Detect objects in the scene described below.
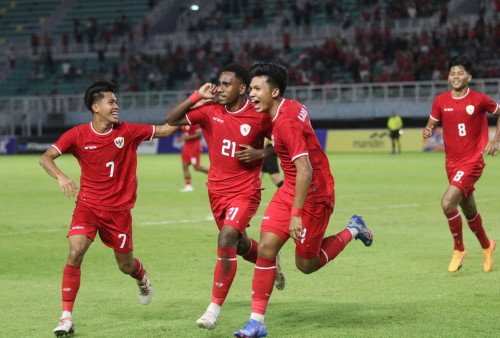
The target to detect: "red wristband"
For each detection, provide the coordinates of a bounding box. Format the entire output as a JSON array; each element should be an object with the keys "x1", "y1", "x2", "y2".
[
  {"x1": 189, "y1": 91, "x2": 202, "y2": 103},
  {"x1": 291, "y1": 207, "x2": 302, "y2": 217}
]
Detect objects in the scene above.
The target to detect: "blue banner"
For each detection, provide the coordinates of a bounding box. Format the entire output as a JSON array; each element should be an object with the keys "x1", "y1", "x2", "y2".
[{"x1": 0, "y1": 135, "x2": 17, "y2": 155}]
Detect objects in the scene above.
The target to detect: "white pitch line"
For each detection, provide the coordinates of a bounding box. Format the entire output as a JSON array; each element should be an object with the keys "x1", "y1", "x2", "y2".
[{"x1": 1, "y1": 198, "x2": 496, "y2": 236}]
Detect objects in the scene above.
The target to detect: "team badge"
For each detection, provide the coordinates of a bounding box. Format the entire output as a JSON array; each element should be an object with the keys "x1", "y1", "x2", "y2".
[
  {"x1": 114, "y1": 137, "x2": 124, "y2": 148},
  {"x1": 466, "y1": 105, "x2": 474, "y2": 115},
  {"x1": 240, "y1": 124, "x2": 251, "y2": 136}
]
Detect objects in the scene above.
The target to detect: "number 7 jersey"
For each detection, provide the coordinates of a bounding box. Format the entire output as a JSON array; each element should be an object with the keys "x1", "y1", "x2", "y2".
[
  {"x1": 51, "y1": 121, "x2": 155, "y2": 211},
  {"x1": 430, "y1": 88, "x2": 499, "y2": 165},
  {"x1": 186, "y1": 100, "x2": 272, "y2": 194}
]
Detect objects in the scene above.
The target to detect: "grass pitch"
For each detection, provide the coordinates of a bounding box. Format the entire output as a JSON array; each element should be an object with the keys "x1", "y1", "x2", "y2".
[{"x1": 1, "y1": 152, "x2": 500, "y2": 337}]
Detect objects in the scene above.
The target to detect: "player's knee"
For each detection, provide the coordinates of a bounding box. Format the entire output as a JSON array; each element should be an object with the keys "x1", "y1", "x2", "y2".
[
  {"x1": 236, "y1": 239, "x2": 249, "y2": 255},
  {"x1": 296, "y1": 261, "x2": 316, "y2": 274},
  {"x1": 218, "y1": 228, "x2": 239, "y2": 248},
  {"x1": 118, "y1": 260, "x2": 134, "y2": 274},
  {"x1": 441, "y1": 198, "x2": 456, "y2": 213}
]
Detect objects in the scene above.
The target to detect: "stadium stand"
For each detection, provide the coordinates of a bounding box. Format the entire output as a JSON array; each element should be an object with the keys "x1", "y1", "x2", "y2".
[{"x1": 2, "y1": 0, "x2": 500, "y2": 137}]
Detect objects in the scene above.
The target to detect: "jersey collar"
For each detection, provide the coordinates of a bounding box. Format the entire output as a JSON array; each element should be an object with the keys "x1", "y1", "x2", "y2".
[
  {"x1": 272, "y1": 98, "x2": 286, "y2": 122},
  {"x1": 451, "y1": 88, "x2": 470, "y2": 100},
  {"x1": 225, "y1": 99, "x2": 249, "y2": 114},
  {"x1": 90, "y1": 121, "x2": 114, "y2": 135}
]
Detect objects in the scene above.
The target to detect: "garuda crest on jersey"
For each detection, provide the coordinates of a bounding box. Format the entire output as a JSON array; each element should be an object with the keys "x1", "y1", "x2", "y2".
[
  {"x1": 240, "y1": 124, "x2": 251, "y2": 136},
  {"x1": 466, "y1": 105, "x2": 474, "y2": 115},
  {"x1": 114, "y1": 137, "x2": 125, "y2": 148}
]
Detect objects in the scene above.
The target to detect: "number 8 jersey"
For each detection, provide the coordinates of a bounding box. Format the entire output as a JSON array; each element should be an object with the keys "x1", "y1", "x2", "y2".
[
  {"x1": 186, "y1": 100, "x2": 272, "y2": 194},
  {"x1": 51, "y1": 121, "x2": 155, "y2": 211},
  {"x1": 430, "y1": 88, "x2": 499, "y2": 165}
]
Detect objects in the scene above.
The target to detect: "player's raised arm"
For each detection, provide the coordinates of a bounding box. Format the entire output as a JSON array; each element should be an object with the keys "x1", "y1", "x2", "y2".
[
  {"x1": 165, "y1": 83, "x2": 218, "y2": 125},
  {"x1": 39, "y1": 147, "x2": 78, "y2": 199},
  {"x1": 154, "y1": 123, "x2": 180, "y2": 138},
  {"x1": 423, "y1": 118, "x2": 439, "y2": 138}
]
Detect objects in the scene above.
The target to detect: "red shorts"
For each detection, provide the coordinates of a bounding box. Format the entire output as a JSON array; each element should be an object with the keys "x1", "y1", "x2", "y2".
[
  {"x1": 208, "y1": 189, "x2": 261, "y2": 232},
  {"x1": 446, "y1": 162, "x2": 484, "y2": 198},
  {"x1": 68, "y1": 203, "x2": 133, "y2": 253},
  {"x1": 261, "y1": 189, "x2": 333, "y2": 259},
  {"x1": 181, "y1": 146, "x2": 201, "y2": 166}
]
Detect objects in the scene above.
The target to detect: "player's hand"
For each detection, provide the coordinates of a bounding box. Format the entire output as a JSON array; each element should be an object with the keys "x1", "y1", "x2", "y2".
[
  {"x1": 58, "y1": 176, "x2": 78, "y2": 199},
  {"x1": 235, "y1": 144, "x2": 264, "y2": 162},
  {"x1": 423, "y1": 125, "x2": 435, "y2": 138},
  {"x1": 289, "y1": 216, "x2": 303, "y2": 241},
  {"x1": 484, "y1": 140, "x2": 500, "y2": 156},
  {"x1": 198, "y1": 83, "x2": 218, "y2": 100}
]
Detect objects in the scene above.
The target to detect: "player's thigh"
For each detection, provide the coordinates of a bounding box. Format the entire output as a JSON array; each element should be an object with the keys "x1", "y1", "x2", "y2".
[
  {"x1": 209, "y1": 190, "x2": 261, "y2": 232},
  {"x1": 446, "y1": 163, "x2": 484, "y2": 198},
  {"x1": 295, "y1": 202, "x2": 333, "y2": 259},
  {"x1": 96, "y1": 209, "x2": 134, "y2": 253},
  {"x1": 68, "y1": 203, "x2": 99, "y2": 241}
]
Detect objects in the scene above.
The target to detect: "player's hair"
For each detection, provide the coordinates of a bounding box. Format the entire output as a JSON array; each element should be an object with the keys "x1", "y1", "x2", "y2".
[
  {"x1": 84, "y1": 81, "x2": 118, "y2": 113},
  {"x1": 222, "y1": 63, "x2": 251, "y2": 88},
  {"x1": 448, "y1": 55, "x2": 473, "y2": 74},
  {"x1": 249, "y1": 62, "x2": 288, "y2": 97}
]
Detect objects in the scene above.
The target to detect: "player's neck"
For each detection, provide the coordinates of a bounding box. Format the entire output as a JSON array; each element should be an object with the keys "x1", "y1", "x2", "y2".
[
  {"x1": 225, "y1": 97, "x2": 246, "y2": 112},
  {"x1": 451, "y1": 87, "x2": 468, "y2": 98},
  {"x1": 268, "y1": 98, "x2": 282, "y2": 119},
  {"x1": 91, "y1": 118, "x2": 113, "y2": 133}
]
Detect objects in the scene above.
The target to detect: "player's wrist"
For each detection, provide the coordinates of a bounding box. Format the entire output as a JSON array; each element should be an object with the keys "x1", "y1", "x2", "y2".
[
  {"x1": 189, "y1": 91, "x2": 202, "y2": 104},
  {"x1": 291, "y1": 207, "x2": 302, "y2": 217}
]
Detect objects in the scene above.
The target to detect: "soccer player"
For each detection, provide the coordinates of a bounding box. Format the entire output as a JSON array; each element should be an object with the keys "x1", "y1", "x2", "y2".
[
  {"x1": 39, "y1": 81, "x2": 179, "y2": 336},
  {"x1": 234, "y1": 63, "x2": 373, "y2": 338},
  {"x1": 178, "y1": 124, "x2": 208, "y2": 192},
  {"x1": 423, "y1": 55, "x2": 499, "y2": 273},
  {"x1": 165, "y1": 63, "x2": 285, "y2": 331}
]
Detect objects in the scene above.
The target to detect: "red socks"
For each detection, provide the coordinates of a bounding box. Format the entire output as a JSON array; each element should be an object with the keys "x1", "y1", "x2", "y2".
[
  {"x1": 317, "y1": 229, "x2": 352, "y2": 269},
  {"x1": 445, "y1": 210, "x2": 464, "y2": 251},
  {"x1": 241, "y1": 238, "x2": 258, "y2": 264},
  {"x1": 211, "y1": 247, "x2": 237, "y2": 306},
  {"x1": 131, "y1": 258, "x2": 146, "y2": 282},
  {"x1": 467, "y1": 213, "x2": 490, "y2": 249},
  {"x1": 251, "y1": 256, "x2": 276, "y2": 315},
  {"x1": 61, "y1": 264, "x2": 81, "y2": 312}
]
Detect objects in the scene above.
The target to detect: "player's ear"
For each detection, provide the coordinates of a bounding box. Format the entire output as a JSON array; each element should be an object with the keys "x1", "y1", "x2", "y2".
[
  {"x1": 271, "y1": 87, "x2": 280, "y2": 99},
  {"x1": 239, "y1": 83, "x2": 247, "y2": 95}
]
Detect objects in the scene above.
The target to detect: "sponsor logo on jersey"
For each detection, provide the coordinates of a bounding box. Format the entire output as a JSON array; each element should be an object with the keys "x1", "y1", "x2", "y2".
[
  {"x1": 114, "y1": 137, "x2": 124, "y2": 148},
  {"x1": 84, "y1": 146, "x2": 97, "y2": 150},
  {"x1": 444, "y1": 108, "x2": 453, "y2": 111},
  {"x1": 213, "y1": 117, "x2": 224, "y2": 123},
  {"x1": 71, "y1": 226, "x2": 84, "y2": 230},
  {"x1": 466, "y1": 105, "x2": 474, "y2": 115},
  {"x1": 240, "y1": 124, "x2": 251, "y2": 136}
]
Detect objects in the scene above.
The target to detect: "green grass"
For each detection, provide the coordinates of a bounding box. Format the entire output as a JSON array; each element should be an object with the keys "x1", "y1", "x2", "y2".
[{"x1": 1, "y1": 152, "x2": 500, "y2": 337}]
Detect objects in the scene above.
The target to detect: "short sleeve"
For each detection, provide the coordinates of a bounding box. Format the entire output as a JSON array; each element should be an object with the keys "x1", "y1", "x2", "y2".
[
  {"x1": 430, "y1": 95, "x2": 442, "y2": 121},
  {"x1": 186, "y1": 104, "x2": 211, "y2": 126},
  {"x1": 125, "y1": 122, "x2": 155, "y2": 142},
  {"x1": 52, "y1": 127, "x2": 78, "y2": 155},
  {"x1": 276, "y1": 118, "x2": 308, "y2": 162},
  {"x1": 481, "y1": 93, "x2": 499, "y2": 115}
]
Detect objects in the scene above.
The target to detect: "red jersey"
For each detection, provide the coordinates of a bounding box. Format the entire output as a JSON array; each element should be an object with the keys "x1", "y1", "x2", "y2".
[
  {"x1": 430, "y1": 88, "x2": 499, "y2": 165},
  {"x1": 52, "y1": 121, "x2": 155, "y2": 211},
  {"x1": 186, "y1": 100, "x2": 272, "y2": 194},
  {"x1": 272, "y1": 99, "x2": 335, "y2": 206},
  {"x1": 181, "y1": 124, "x2": 202, "y2": 152}
]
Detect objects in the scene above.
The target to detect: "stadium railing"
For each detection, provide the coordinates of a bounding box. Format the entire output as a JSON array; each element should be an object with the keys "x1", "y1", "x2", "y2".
[{"x1": 2, "y1": 78, "x2": 500, "y2": 136}]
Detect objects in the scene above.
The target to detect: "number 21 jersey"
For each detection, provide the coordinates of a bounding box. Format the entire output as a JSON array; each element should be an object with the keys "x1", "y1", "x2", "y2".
[{"x1": 186, "y1": 100, "x2": 272, "y2": 194}]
